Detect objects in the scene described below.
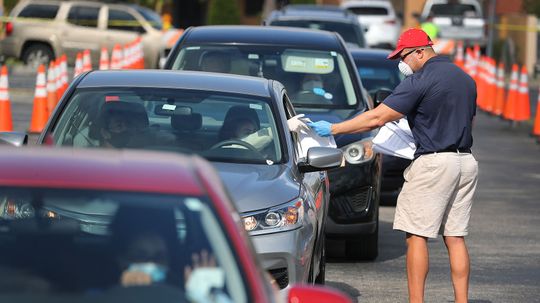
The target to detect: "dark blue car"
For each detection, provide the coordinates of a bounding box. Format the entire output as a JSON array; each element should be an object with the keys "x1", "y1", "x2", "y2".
[
  {"x1": 350, "y1": 48, "x2": 411, "y2": 205},
  {"x1": 165, "y1": 26, "x2": 382, "y2": 260}
]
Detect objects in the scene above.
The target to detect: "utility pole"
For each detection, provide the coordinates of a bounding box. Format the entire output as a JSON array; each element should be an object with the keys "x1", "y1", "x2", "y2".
[{"x1": 486, "y1": 0, "x2": 497, "y2": 58}]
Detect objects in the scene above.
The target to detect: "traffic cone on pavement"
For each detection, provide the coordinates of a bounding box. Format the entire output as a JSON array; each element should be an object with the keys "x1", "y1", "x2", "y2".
[
  {"x1": 503, "y1": 64, "x2": 519, "y2": 121},
  {"x1": 46, "y1": 61, "x2": 58, "y2": 114},
  {"x1": 99, "y1": 47, "x2": 109, "y2": 70},
  {"x1": 515, "y1": 65, "x2": 531, "y2": 122},
  {"x1": 60, "y1": 54, "x2": 69, "y2": 94},
  {"x1": 493, "y1": 62, "x2": 506, "y2": 116},
  {"x1": 454, "y1": 41, "x2": 464, "y2": 70},
  {"x1": 74, "y1": 52, "x2": 83, "y2": 78},
  {"x1": 0, "y1": 66, "x2": 13, "y2": 131},
  {"x1": 123, "y1": 43, "x2": 131, "y2": 69},
  {"x1": 54, "y1": 59, "x2": 63, "y2": 102},
  {"x1": 485, "y1": 58, "x2": 497, "y2": 113},
  {"x1": 28, "y1": 64, "x2": 49, "y2": 133},
  {"x1": 532, "y1": 90, "x2": 540, "y2": 138},
  {"x1": 135, "y1": 37, "x2": 144, "y2": 69},
  {"x1": 82, "y1": 49, "x2": 92, "y2": 72},
  {"x1": 111, "y1": 44, "x2": 123, "y2": 70}
]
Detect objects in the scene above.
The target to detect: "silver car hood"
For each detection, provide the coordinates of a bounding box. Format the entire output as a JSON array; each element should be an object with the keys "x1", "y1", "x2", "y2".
[{"x1": 213, "y1": 162, "x2": 300, "y2": 214}]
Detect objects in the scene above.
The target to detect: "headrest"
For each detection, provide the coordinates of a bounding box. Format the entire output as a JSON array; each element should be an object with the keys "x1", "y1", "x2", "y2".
[{"x1": 171, "y1": 113, "x2": 202, "y2": 131}]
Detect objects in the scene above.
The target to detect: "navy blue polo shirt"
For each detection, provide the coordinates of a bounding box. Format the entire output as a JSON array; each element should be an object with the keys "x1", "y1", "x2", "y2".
[{"x1": 383, "y1": 56, "x2": 477, "y2": 158}]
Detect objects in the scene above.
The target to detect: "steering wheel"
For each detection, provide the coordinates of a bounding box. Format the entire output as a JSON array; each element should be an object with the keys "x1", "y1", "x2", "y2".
[{"x1": 210, "y1": 139, "x2": 264, "y2": 158}]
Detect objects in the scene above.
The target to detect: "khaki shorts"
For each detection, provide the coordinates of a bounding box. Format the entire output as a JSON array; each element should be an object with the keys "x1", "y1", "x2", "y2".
[{"x1": 393, "y1": 152, "x2": 478, "y2": 238}]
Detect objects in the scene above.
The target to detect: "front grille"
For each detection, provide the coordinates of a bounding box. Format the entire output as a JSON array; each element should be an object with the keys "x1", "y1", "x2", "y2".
[
  {"x1": 330, "y1": 186, "x2": 373, "y2": 222},
  {"x1": 268, "y1": 267, "x2": 289, "y2": 289}
]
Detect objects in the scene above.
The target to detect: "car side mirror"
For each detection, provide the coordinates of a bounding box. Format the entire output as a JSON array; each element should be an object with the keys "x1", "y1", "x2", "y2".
[
  {"x1": 0, "y1": 132, "x2": 28, "y2": 146},
  {"x1": 298, "y1": 147, "x2": 343, "y2": 173},
  {"x1": 373, "y1": 89, "x2": 392, "y2": 107},
  {"x1": 287, "y1": 285, "x2": 352, "y2": 303}
]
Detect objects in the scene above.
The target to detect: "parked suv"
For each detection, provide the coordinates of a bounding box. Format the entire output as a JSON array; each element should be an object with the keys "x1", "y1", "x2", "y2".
[
  {"x1": 1, "y1": 0, "x2": 178, "y2": 68},
  {"x1": 420, "y1": 0, "x2": 486, "y2": 47},
  {"x1": 340, "y1": 0, "x2": 401, "y2": 49}
]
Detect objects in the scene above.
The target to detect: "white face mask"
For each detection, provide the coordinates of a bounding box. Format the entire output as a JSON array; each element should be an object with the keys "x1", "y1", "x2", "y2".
[
  {"x1": 302, "y1": 80, "x2": 323, "y2": 91},
  {"x1": 398, "y1": 60, "x2": 414, "y2": 76}
]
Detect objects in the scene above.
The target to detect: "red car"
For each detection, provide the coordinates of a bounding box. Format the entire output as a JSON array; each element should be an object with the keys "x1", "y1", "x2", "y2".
[{"x1": 0, "y1": 147, "x2": 350, "y2": 303}]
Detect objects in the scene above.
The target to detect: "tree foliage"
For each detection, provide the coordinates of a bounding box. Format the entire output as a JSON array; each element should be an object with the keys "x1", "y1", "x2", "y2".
[
  {"x1": 290, "y1": 0, "x2": 317, "y2": 4},
  {"x1": 207, "y1": 0, "x2": 241, "y2": 25},
  {"x1": 523, "y1": 0, "x2": 540, "y2": 17}
]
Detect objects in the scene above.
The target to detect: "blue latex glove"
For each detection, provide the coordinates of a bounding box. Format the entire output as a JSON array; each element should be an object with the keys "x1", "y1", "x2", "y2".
[{"x1": 307, "y1": 121, "x2": 333, "y2": 137}]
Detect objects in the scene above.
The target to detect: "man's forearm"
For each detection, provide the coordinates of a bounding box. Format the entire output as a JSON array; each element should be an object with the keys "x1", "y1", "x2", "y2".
[{"x1": 331, "y1": 111, "x2": 384, "y2": 135}]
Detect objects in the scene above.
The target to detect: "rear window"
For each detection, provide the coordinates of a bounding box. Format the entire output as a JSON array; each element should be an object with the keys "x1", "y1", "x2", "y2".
[
  {"x1": 17, "y1": 4, "x2": 59, "y2": 19},
  {"x1": 430, "y1": 4, "x2": 479, "y2": 17},
  {"x1": 269, "y1": 20, "x2": 366, "y2": 48},
  {"x1": 347, "y1": 7, "x2": 389, "y2": 16}
]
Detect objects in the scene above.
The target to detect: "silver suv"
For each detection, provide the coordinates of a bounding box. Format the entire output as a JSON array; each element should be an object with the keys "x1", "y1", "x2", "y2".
[{"x1": 1, "y1": 0, "x2": 176, "y2": 68}]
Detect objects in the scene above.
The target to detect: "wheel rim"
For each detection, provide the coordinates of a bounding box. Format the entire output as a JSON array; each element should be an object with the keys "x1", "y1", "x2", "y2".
[{"x1": 27, "y1": 50, "x2": 50, "y2": 69}]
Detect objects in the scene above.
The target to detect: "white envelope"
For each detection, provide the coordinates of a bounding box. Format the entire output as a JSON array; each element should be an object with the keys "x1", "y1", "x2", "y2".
[{"x1": 372, "y1": 118, "x2": 416, "y2": 160}]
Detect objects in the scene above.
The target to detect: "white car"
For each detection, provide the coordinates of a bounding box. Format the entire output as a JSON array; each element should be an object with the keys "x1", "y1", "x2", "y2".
[{"x1": 341, "y1": 0, "x2": 401, "y2": 49}]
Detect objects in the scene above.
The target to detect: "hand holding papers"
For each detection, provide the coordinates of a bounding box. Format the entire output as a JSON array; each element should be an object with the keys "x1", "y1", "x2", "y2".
[
  {"x1": 287, "y1": 115, "x2": 337, "y2": 159},
  {"x1": 372, "y1": 118, "x2": 416, "y2": 160}
]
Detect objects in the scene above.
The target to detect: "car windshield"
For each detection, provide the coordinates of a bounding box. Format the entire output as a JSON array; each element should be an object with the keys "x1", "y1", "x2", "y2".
[
  {"x1": 50, "y1": 88, "x2": 283, "y2": 165},
  {"x1": 354, "y1": 59, "x2": 404, "y2": 93},
  {"x1": 430, "y1": 4, "x2": 479, "y2": 17},
  {"x1": 269, "y1": 20, "x2": 366, "y2": 47},
  {"x1": 134, "y1": 6, "x2": 163, "y2": 30},
  {"x1": 0, "y1": 187, "x2": 248, "y2": 302},
  {"x1": 171, "y1": 45, "x2": 363, "y2": 110}
]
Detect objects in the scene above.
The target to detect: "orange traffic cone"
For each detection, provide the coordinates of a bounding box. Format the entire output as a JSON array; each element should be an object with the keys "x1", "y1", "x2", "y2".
[
  {"x1": 454, "y1": 41, "x2": 464, "y2": 69},
  {"x1": 122, "y1": 43, "x2": 131, "y2": 69},
  {"x1": 74, "y1": 52, "x2": 83, "y2": 78},
  {"x1": 476, "y1": 57, "x2": 486, "y2": 110},
  {"x1": 135, "y1": 37, "x2": 144, "y2": 69},
  {"x1": 532, "y1": 90, "x2": 540, "y2": 137},
  {"x1": 99, "y1": 47, "x2": 109, "y2": 70},
  {"x1": 82, "y1": 49, "x2": 92, "y2": 72},
  {"x1": 0, "y1": 66, "x2": 13, "y2": 131},
  {"x1": 515, "y1": 65, "x2": 531, "y2": 121},
  {"x1": 485, "y1": 58, "x2": 497, "y2": 113},
  {"x1": 503, "y1": 64, "x2": 519, "y2": 121},
  {"x1": 28, "y1": 64, "x2": 49, "y2": 133},
  {"x1": 46, "y1": 61, "x2": 58, "y2": 114},
  {"x1": 111, "y1": 44, "x2": 123, "y2": 70},
  {"x1": 493, "y1": 62, "x2": 506, "y2": 116},
  {"x1": 60, "y1": 54, "x2": 68, "y2": 94},
  {"x1": 54, "y1": 59, "x2": 63, "y2": 102}
]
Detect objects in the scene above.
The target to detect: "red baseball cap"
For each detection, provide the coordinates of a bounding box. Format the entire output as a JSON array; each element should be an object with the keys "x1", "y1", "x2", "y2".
[{"x1": 387, "y1": 28, "x2": 434, "y2": 60}]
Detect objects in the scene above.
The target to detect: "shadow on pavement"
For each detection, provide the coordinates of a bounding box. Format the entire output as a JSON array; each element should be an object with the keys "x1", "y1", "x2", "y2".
[{"x1": 325, "y1": 281, "x2": 361, "y2": 303}]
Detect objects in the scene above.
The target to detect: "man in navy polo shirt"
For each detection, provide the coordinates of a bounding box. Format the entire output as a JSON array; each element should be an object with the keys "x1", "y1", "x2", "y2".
[{"x1": 309, "y1": 28, "x2": 478, "y2": 303}]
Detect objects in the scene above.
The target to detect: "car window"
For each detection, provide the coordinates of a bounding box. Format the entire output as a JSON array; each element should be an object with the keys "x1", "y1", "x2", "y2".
[
  {"x1": 67, "y1": 5, "x2": 100, "y2": 28},
  {"x1": 346, "y1": 7, "x2": 389, "y2": 16},
  {"x1": 172, "y1": 45, "x2": 364, "y2": 110},
  {"x1": 355, "y1": 59, "x2": 403, "y2": 93},
  {"x1": 0, "y1": 187, "x2": 249, "y2": 302},
  {"x1": 51, "y1": 88, "x2": 283, "y2": 165},
  {"x1": 134, "y1": 5, "x2": 163, "y2": 30},
  {"x1": 430, "y1": 4, "x2": 479, "y2": 17},
  {"x1": 108, "y1": 9, "x2": 144, "y2": 32},
  {"x1": 17, "y1": 4, "x2": 59, "y2": 19},
  {"x1": 269, "y1": 20, "x2": 366, "y2": 48}
]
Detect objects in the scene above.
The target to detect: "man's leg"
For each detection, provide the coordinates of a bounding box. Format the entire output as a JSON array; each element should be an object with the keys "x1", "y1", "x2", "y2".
[
  {"x1": 406, "y1": 233, "x2": 429, "y2": 303},
  {"x1": 443, "y1": 236, "x2": 469, "y2": 303}
]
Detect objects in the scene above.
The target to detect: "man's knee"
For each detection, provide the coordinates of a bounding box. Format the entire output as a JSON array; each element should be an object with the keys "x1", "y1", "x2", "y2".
[{"x1": 443, "y1": 235, "x2": 465, "y2": 247}]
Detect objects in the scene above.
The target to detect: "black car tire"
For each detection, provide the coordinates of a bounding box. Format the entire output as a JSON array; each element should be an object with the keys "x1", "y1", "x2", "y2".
[
  {"x1": 314, "y1": 236, "x2": 326, "y2": 284},
  {"x1": 345, "y1": 221, "x2": 378, "y2": 261},
  {"x1": 22, "y1": 43, "x2": 54, "y2": 68}
]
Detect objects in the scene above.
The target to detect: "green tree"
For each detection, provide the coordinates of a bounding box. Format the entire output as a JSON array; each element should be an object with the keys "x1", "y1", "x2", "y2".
[
  {"x1": 290, "y1": 0, "x2": 316, "y2": 4},
  {"x1": 523, "y1": 0, "x2": 540, "y2": 17},
  {"x1": 207, "y1": 0, "x2": 241, "y2": 25}
]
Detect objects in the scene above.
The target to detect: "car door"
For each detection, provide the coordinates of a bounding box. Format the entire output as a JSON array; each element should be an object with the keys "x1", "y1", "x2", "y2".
[
  {"x1": 61, "y1": 3, "x2": 106, "y2": 64},
  {"x1": 283, "y1": 93, "x2": 327, "y2": 233},
  {"x1": 103, "y1": 6, "x2": 146, "y2": 53}
]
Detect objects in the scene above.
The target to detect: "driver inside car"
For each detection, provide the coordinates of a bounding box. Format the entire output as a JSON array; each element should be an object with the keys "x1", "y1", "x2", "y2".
[{"x1": 216, "y1": 106, "x2": 273, "y2": 153}]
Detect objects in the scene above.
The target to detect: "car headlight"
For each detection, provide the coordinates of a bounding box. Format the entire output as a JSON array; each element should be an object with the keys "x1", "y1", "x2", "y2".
[
  {"x1": 341, "y1": 138, "x2": 375, "y2": 164},
  {"x1": 241, "y1": 198, "x2": 304, "y2": 235},
  {"x1": 1, "y1": 199, "x2": 59, "y2": 219}
]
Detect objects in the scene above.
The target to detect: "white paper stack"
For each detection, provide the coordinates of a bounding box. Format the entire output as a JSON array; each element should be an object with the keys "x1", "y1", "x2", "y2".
[{"x1": 372, "y1": 118, "x2": 416, "y2": 160}]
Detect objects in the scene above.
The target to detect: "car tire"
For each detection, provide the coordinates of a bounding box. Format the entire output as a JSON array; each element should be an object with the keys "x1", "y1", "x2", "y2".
[
  {"x1": 314, "y1": 236, "x2": 326, "y2": 284},
  {"x1": 345, "y1": 221, "x2": 378, "y2": 261},
  {"x1": 22, "y1": 43, "x2": 54, "y2": 69}
]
